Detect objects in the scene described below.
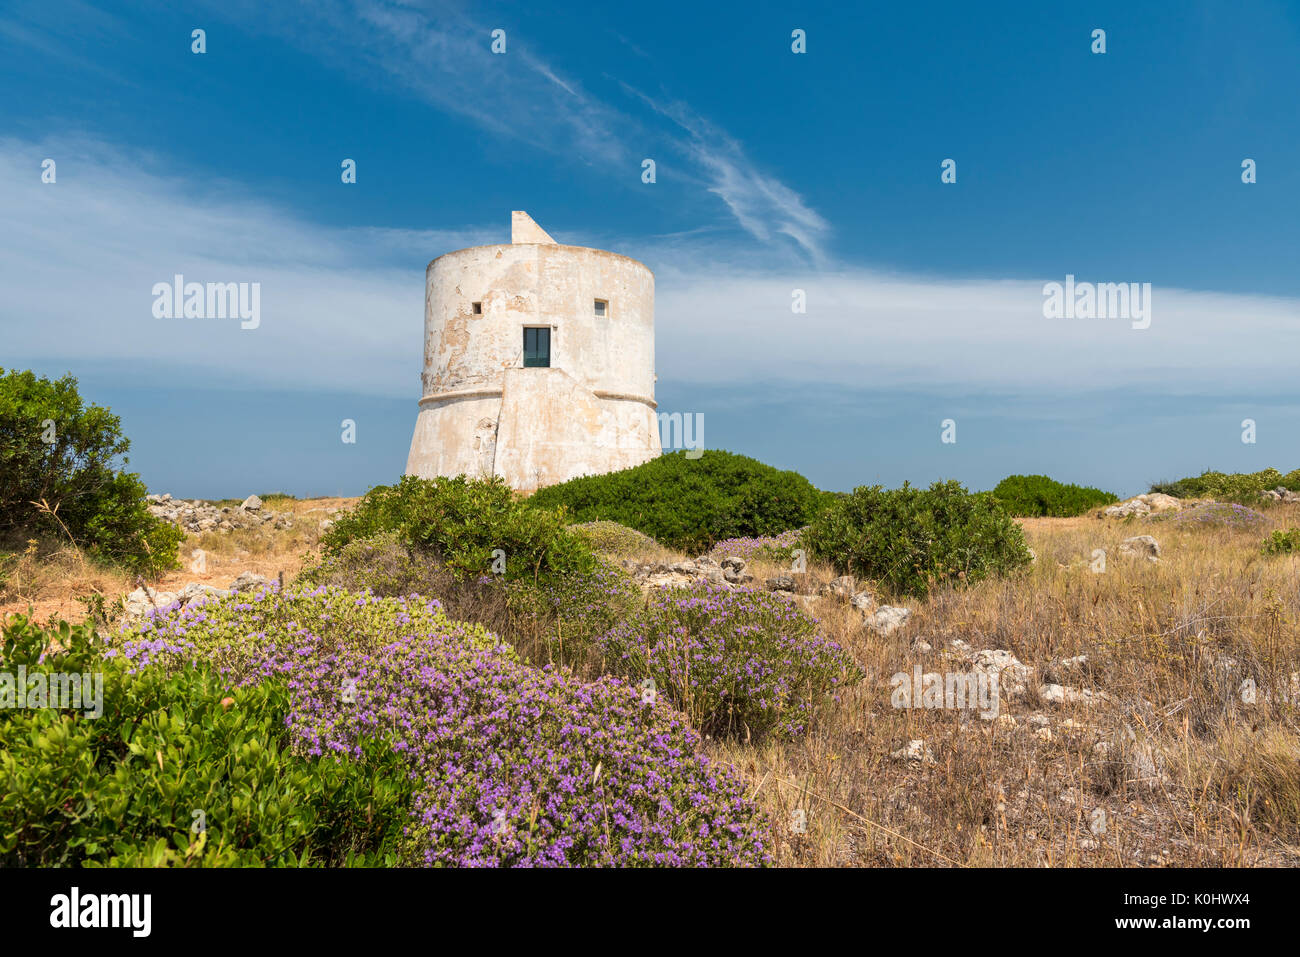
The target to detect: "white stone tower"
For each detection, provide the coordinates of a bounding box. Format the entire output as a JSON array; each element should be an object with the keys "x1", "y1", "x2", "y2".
[{"x1": 405, "y1": 211, "x2": 662, "y2": 492}]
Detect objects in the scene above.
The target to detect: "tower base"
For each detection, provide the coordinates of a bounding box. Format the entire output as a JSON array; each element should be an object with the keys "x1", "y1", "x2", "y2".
[{"x1": 406, "y1": 367, "x2": 660, "y2": 493}]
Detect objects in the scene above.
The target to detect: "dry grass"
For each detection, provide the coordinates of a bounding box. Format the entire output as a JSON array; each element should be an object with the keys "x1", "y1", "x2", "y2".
[
  {"x1": 691, "y1": 505, "x2": 1300, "y2": 867},
  {"x1": 0, "y1": 541, "x2": 135, "y2": 623},
  {"x1": 0, "y1": 497, "x2": 356, "y2": 624}
]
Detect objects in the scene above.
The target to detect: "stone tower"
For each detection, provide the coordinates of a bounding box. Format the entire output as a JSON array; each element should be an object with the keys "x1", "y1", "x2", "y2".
[{"x1": 405, "y1": 212, "x2": 662, "y2": 492}]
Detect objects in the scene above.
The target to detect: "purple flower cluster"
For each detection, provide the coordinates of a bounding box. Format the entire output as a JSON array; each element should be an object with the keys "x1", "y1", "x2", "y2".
[
  {"x1": 113, "y1": 585, "x2": 771, "y2": 867},
  {"x1": 1162, "y1": 502, "x2": 1269, "y2": 530},
  {"x1": 705, "y1": 528, "x2": 807, "y2": 564},
  {"x1": 288, "y1": 635, "x2": 770, "y2": 866},
  {"x1": 597, "y1": 580, "x2": 861, "y2": 739}
]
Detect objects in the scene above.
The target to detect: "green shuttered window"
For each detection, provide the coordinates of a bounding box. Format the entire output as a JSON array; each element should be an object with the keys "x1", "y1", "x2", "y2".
[{"x1": 523, "y1": 327, "x2": 550, "y2": 367}]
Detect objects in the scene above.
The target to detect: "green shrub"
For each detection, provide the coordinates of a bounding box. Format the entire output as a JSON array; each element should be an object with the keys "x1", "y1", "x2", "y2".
[
  {"x1": 0, "y1": 369, "x2": 182, "y2": 575},
  {"x1": 529, "y1": 450, "x2": 826, "y2": 554},
  {"x1": 0, "y1": 614, "x2": 416, "y2": 867},
  {"x1": 804, "y1": 480, "x2": 1033, "y2": 600},
  {"x1": 1151, "y1": 468, "x2": 1300, "y2": 503},
  {"x1": 298, "y1": 531, "x2": 442, "y2": 597},
  {"x1": 597, "y1": 581, "x2": 861, "y2": 740},
  {"x1": 319, "y1": 475, "x2": 593, "y2": 584},
  {"x1": 1262, "y1": 528, "x2": 1300, "y2": 555},
  {"x1": 991, "y1": 474, "x2": 1118, "y2": 517}
]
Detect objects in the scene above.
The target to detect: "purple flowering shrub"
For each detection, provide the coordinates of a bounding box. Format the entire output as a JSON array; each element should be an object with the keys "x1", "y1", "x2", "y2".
[
  {"x1": 597, "y1": 581, "x2": 862, "y2": 740},
  {"x1": 112, "y1": 584, "x2": 771, "y2": 867},
  {"x1": 705, "y1": 528, "x2": 807, "y2": 565},
  {"x1": 1154, "y1": 502, "x2": 1269, "y2": 531},
  {"x1": 290, "y1": 633, "x2": 770, "y2": 865}
]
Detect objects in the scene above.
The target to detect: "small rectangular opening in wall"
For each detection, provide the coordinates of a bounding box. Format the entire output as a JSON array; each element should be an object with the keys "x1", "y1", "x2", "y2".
[
  {"x1": 594, "y1": 298, "x2": 609, "y2": 318},
  {"x1": 471, "y1": 301, "x2": 483, "y2": 314}
]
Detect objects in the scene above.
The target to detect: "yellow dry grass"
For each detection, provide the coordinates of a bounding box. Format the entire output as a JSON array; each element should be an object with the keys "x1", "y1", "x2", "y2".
[
  {"x1": 692, "y1": 504, "x2": 1300, "y2": 867},
  {"x1": 0, "y1": 497, "x2": 356, "y2": 624}
]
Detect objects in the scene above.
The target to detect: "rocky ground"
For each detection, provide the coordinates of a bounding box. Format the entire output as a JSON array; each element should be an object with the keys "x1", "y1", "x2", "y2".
[
  {"x1": 623, "y1": 556, "x2": 914, "y2": 631},
  {"x1": 146, "y1": 493, "x2": 294, "y2": 532},
  {"x1": 121, "y1": 570, "x2": 273, "y2": 621}
]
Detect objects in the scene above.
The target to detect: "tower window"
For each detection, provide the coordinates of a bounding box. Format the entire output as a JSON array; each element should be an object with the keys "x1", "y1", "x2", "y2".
[
  {"x1": 523, "y1": 327, "x2": 550, "y2": 368},
  {"x1": 471, "y1": 301, "x2": 483, "y2": 314},
  {"x1": 594, "y1": 298, "x2": 609, "y2": 318}
]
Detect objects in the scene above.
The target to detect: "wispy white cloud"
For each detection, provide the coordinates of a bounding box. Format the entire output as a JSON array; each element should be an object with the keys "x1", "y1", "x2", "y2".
[
  {"x1": 199, "y1": 0, "x2": 829, "y2": 260},
  {"x1": 618, "y1": 86, "x2": 830, "y2": 263},
  {"x1": 4, "y1": 134, "x2": 1297, "y2": 404}
]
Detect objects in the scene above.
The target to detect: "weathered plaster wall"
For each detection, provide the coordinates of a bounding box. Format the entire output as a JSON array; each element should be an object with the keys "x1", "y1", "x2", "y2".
[
  {"x1": 492, "y1": 368, "x2": 659, "y2": 490},
  {"x1": 407, "y1": 394, "x2": 501, "y2": 481},
  {"x1": 405, "y1": 212, "x2": 661, "y2": 491}
]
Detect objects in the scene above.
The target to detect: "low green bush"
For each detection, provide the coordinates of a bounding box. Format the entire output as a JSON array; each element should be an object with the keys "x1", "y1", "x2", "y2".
[
  {"x1": 529, "y1": 450, "x2": 826, "y2": 554},
  {"x1": 319, "y1": 475, "x2": 593, "y2": 584},
  {"x1": 1262, "y1": 528, "x2": 1300, "y2": 555},
  {"x1": 804, "y1": 480, "x2": 1033, "y2": 600},
  {"x1": 0, "y1": 369, "x2": 182, "y2": 575},
  {"x1": 507, "y1": 559, "x2": 643, "y2": 662},
  {"x1": 568, "y1": 520, "x2": 667, "y2": 558},
  {"x1": 0, "y1": 614, "x2": 415, "y2": 867},
  {"x1": 1151, "y1": 468, "x2": 1300, "y2": 503},
  {"x1": 298, "y1": 531, "x2": 441, "y2": 598},
  {"x1": 991, "y1": 474, "x2": 1118, "y2": 517}
]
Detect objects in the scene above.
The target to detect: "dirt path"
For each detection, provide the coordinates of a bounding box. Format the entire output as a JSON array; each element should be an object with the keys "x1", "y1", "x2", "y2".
[{"x1": 1, "y1": 496, "x2": 358, "y2": 625}]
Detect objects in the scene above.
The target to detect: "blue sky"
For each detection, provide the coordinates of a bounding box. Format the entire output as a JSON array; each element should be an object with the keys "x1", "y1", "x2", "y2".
[{"x1": 3, "y1": 0, "x2": 1299, "y2": 498}]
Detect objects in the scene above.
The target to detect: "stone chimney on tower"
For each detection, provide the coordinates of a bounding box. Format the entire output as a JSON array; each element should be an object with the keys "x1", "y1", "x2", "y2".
[{"x1": 511, "y1": 211, "x2": 557, "y2": 245}]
